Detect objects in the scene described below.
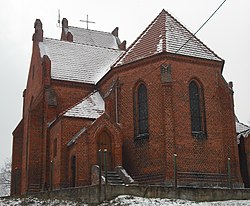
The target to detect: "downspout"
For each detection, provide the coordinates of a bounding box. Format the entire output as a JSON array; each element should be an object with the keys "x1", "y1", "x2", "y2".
[{"x1": 115, "y1": 84, "x2": 119, "y2": 124}]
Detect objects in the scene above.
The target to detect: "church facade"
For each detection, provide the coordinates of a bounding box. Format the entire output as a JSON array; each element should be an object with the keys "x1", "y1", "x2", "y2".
[{"x1": 11, "y1": 10, "x2": 242, "y2": 195}]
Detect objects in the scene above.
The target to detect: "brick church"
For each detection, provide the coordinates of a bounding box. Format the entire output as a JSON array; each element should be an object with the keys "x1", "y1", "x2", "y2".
[{"x1": 11, "y1": 9, "x2": 243, "y2": 195}]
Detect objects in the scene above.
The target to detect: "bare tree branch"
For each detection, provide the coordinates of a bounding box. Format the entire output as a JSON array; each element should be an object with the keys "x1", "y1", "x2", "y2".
[{"x1": 0, "y1": 157, "x2": 11, "y2": 196}]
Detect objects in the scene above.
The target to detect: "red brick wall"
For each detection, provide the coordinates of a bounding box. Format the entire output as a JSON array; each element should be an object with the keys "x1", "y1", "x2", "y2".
[
  {"x1": 49, "y1": 117, "x2": 93, "y2": 189},
  {"x1": 241, "y1": 134, "x2": 250, "y2": 186},
  {"x1": 98, "y1": 53, "x2": 242, "y2": 185},
  {"x1": 11, "y1": 120, "x2": 24, "y2": 195},
  {"x1": 20, "y1": 42, "x2": 44, "y2": 193},
  {"x1": 73, "y1": 115, "x2": 123, "y2": 186},
  {"x1": 14, "y1": 35, "x2": 242, "y2": 194},
  {"x1": 51, "y1": 80, "x2": 94, "y2": 115},
  {"x1": 49, "y1": 120, "x2": 62, "y2": 189},
  {"x1": 17, "y1": 40, "x2": 97, "y2": 194},
  {"x1": 27, "y1": 101, "x2": 44, "y2": 190}
]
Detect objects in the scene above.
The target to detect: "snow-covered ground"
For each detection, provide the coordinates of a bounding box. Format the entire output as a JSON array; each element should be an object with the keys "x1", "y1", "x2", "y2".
[
  {"x1": 0, "y1": 197, "x2": 85, "y2": 206},
  {"x1": 1, "y1": 195, "x2": 250, "y2": 205},
  {"x1": 100, "y1": 195, "x2": 250, "y2": 206}
]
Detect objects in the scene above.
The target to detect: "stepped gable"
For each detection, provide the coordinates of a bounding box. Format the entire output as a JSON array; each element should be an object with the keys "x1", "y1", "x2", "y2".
[
  {"x1": 114, "y1": 9, "x2": 222, "y2": 67},
  {"x1": 63, "y1": 90, "x2": 104, "y2": 119},
  {"x1": 39, "y1": 38, "x2": 122, "y2": 84}
]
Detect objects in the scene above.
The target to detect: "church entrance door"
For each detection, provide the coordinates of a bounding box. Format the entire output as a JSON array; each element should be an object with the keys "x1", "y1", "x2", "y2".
[{"x1": 98, "y1": 131, "x2": 112, "y2": 171}]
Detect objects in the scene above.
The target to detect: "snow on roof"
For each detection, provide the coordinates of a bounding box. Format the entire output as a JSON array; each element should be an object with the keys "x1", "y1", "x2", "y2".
[
  {"x1": 64, "y1": 91, "x2": 104, "y2": 119},
  {"x1": 67, "y1": 26, "x2": 120, "y2": 49},
  {"x1": 67, "y1": 127, "x2": 86, "y2": 147},
  {"x1": 236, "y1": 121, "x2": 250, "y2": 144},
  {"x1": 236, "y1": 121, "x2": 250, "y2": 143},
  {"x1": 236, "y1": 122, "x2": 250, "y2": 134},
  {"x1": 39, "y1": 38, "x2": 123, "y2": 84},
  {"x1": 114, "y1": 9, "x2": 222, "y2": 67}
]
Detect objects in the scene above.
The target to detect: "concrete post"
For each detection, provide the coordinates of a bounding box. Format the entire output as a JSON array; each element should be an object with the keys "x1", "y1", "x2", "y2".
[{"x1": 174, "y1": 154, "x2": 177, "y2": 188}]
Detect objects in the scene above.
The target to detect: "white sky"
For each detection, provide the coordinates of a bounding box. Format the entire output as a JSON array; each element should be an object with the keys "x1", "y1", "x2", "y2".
[{"x1": 0, "y1": 0, "x2": 249, "y2": 167}]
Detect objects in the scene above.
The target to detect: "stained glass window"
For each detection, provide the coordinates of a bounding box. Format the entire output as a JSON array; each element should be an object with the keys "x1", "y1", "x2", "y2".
[
  {"x1": 138, "y1": 84, "x2": 148, "y2": 135},
  {"x1": 134, "y1": 83, "x2": 149, "y2": 139},
  {"x1": 189, "y1": 81, "x2": 206, "y2": 137}
]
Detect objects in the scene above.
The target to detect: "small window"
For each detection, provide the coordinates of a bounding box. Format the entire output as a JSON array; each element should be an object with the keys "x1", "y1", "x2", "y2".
[
  {"x1": 134, "y1": 83, "x2": 149, "y2": 140},
  {"x1": 189, "y1": 80, "x2": 206, "y2": 138}
]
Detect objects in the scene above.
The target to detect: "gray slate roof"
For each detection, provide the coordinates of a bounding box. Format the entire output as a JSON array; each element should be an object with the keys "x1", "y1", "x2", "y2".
[
  {"x1": 236, "y1": 122, "x2": 250, "y2": 136},
  {"x1": 66, "y1": 26, "x2": 120, "y2": 49},
  {"x1": 39, "y1": 38, "x2": 123, "y2": 84},
  {"x1": 114, "y1": 9, "x2": 222, "y2": 67},
  {"x1": 236, "y1": 121, "x2": 250, "y2": 144},
  {"x1": 64, "y1": 90, "x2": 104, "y2": 119}
]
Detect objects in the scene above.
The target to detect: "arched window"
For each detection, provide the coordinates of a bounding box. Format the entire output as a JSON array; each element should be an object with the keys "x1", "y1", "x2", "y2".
[
  {"x1": 134, "y1": 83, "x2": 149, "y2": 139},
  {"x1": 189, "y1": 80, "x2": 206, "y2": 138}
]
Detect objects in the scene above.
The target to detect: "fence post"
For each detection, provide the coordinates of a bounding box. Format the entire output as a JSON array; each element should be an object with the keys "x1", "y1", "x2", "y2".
[
  {"x1": 104, "y1": 149, "x2": 108, "y2": 185},
  {"x1": 50, "y1": 160, "x2": 54, "y2": 191},
  {"x1": 228, "y1": 157, "x2": 232, "y2": 189},
  {"x1": 174, "y1": 154, "x2": 177, "y2": 188},
  {"x1": 104, "y1": 149, "x2": 107, "y2": 200},
  {"x1": 98, "y1": 149, "x2": 102, "y2": 185},
  {"x1": 98, "y1": 149, "x2": 102, "y2": 202}
]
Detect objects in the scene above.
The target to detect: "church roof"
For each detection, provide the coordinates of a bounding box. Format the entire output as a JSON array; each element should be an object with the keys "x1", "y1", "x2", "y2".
[
  {"x1": 63, "y1": 90, "x2": 104, "y2": 119},
  {"x1": 236, "y1": 121, "x2": 250, "y2": 144},
  {"x1": 114, "y1": 9, "x2": 222, "y2": 67},
  {"x1": 236, "y1": 121, "x2": 250, "y2": 135},
  {"x1": 65, "y1": 26, "x2": 120, "y2": 49},
  {"x1": 39, "y1": 38, "x2": 122, "y2": 84}
]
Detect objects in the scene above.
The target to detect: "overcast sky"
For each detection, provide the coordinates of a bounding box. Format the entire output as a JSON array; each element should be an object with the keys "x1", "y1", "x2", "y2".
[{"x1": 0, "y1": 0, "x2": 249, "y2": 167}]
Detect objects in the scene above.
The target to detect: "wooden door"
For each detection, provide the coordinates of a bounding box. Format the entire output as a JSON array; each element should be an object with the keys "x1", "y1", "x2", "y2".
[{"x1": 98, "y1": 131, "x2": 112, "y2": 170}]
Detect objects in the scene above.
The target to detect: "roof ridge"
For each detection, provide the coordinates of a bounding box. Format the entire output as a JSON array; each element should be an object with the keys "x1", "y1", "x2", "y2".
[
  {"x1": 237, "y1": 121, "x2": 250, "y2": 129},
  {"x1": 68, "y1": 25, "x2": 113, "y2": 35},
  {"x1": 112, "y1": 10, "x2": 163, "y2": 68},
  {"x1": 165, "y1": 10, "x2": 223, "y2": 61},
  {"x1": 43, "y1": 37, "x2": 122, "y2": 51},
  {"x1": 113, "y1": 9, "x2": 223, "y2": 67}
]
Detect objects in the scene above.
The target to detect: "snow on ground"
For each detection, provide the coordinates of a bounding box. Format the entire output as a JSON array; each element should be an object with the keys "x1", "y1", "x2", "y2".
[
  {"x1": 99, "y1": 195, "x2": 250, "y2": 206},
  {"x1": 1, "y1": 195, "x2": 250, "y2": 205},
  {"x1": 0, "y1": 196, "x2": 86, "y2": 206}
]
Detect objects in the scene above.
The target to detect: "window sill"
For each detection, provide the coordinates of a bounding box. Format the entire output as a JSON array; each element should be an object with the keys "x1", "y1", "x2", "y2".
[
  {"x1": 192, "y1": 131, "x2": 207, "y2": 139},
  {"x1": 134, "y1": 133, "x2": 149, "y2": 141}
]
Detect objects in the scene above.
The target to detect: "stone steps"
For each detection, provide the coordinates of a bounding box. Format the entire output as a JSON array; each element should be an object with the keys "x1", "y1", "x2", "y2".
[
  {"x1": 106, "y1": 171, "x2": 124, "y2": 185},
  {"x1": 28, "y1": 184, "x2": 41, "y2": 193}
]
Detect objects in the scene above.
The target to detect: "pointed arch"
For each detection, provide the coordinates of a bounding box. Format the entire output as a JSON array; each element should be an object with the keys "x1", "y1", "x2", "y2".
[
  {"x1": 189, "y1": 79, "x2": 207, "y2": 138},
  {"x1": 133, "y1": 82, "x2": 149, "y2": 139},
  {"x1": 96, "y1": 129, "x2": 113, "y2": 170}
]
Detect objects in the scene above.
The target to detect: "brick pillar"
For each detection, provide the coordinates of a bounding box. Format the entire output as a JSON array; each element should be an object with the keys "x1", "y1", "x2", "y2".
[
  {"x1": 11, "y1": 121, "x2": 24, "y2": 196},
  {"x1": 27, "y1": 101, "x2": 44, "y2": 192},
  {"x1": 161, "y1": 65, "x2": 176, "y2": 185}
]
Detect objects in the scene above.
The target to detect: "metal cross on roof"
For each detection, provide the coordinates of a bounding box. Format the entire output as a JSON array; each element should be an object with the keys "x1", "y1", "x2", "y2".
[{"x1": 80, "y1": 14, "x2": 95, "y2": 29}]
